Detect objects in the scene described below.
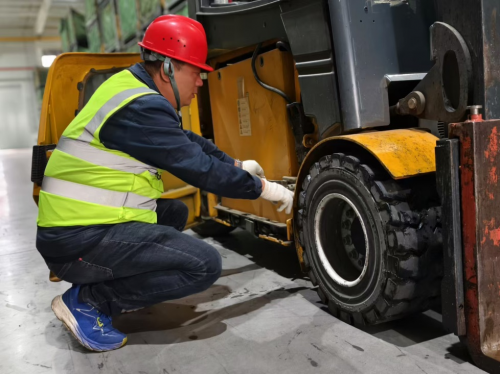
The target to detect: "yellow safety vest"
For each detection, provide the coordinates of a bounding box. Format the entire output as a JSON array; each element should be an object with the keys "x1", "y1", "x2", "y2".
[{"x1": 37, "y1": 69, "x2": 164, "y2": 227}]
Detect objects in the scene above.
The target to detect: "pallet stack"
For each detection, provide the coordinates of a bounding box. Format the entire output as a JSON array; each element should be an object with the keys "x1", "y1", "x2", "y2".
[
  {"x1": 85, "y1": 0, "x2": 101, "y2": 52},
  {"x1": 99, "y1": 0, "x2": 121, "y2": 52},
  {"x1": 165, "y1": 0, "x2": 189, "y2": 17},
  {"x1": 83, "y1": 0, "x2": 164, "y2": 54},
  {"x1": 59, "y1": 9, "x2": 88, "y2": 52},
  {"x1": 60, "y1": 0, "x2": 190, "y2": 54},
  {"x1": 116, "y1": 0, "x2": 141, "y2": 53}
]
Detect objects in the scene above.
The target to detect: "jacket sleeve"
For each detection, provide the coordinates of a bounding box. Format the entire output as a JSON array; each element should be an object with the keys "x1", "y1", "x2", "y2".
[
  {"x1": 100, "y1": 95, "x2": 262, "y2": 199},
  {"x1": 183, "y1": 130, "x2": 234, "y2": 165}
]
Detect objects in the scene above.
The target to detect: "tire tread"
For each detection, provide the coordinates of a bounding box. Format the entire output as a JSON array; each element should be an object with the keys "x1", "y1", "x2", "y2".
[{"x1": 298, "y1": 153, "x2": 442, "y2": 325}]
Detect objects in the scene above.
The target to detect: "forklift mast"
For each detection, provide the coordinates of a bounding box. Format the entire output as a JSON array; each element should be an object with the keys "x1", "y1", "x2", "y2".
[{"x1": 433, "y1": 0, "x2": 500, "y2": 372}]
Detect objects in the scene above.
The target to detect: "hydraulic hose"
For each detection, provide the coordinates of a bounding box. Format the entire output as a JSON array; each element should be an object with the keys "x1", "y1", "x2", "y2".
[{"x1": 251, "y1": 43, "x2": 293, "y2": 104}]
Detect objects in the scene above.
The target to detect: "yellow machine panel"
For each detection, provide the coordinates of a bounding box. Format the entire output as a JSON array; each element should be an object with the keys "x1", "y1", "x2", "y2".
[
  {"x1": 36, "y1": 53, "x2": 142, "y2": 146},
  {"x1": 208, "y1": 49, "x2": 299, "y2": 223}
]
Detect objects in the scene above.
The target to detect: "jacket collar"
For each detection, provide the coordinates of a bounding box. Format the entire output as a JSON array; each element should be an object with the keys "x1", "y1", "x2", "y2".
[
  {"x1": 129, "y1": 63, "x2": 181, "y2": 123},
  {"x1": 129, "y1": 63, "x2": 160, "y2": 93}
]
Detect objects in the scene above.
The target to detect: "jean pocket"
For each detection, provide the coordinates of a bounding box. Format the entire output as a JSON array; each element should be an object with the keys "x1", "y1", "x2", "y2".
[{"x1": 52, "y1": 260, "x2": 114, "y2": 285}]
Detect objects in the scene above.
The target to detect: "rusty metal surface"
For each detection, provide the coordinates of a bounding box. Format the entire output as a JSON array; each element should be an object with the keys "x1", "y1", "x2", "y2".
[{"x1": 449, "y1": 119, "x2": 500, "y2": 372}]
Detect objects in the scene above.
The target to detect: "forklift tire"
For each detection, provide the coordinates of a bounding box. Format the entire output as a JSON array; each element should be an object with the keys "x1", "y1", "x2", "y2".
[
  {"x1": 191, "y1": 220, "x2": 236, "y2": 237},
  {"x1": 297, "y1": 153, "x2": 442, "y2": 325}
]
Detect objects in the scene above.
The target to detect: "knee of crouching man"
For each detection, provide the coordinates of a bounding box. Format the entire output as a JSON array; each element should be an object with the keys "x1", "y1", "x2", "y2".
[{"x1": 203, "y1": 247, "x2": 222, "y2": 284}]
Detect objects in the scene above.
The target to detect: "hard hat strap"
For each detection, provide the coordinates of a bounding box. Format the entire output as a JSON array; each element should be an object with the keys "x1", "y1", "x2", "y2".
[{"x1": 165, "y1": 59, "x2": 181, "y2": 113}]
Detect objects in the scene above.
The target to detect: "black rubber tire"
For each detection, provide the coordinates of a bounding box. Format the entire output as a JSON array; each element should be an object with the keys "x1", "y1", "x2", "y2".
[
  {"x1": 297, "y1": 153, "x2": 442, "y2": 326},
  {"x1": 191, "y1": 220, "x2": 236, "y2": 237}
]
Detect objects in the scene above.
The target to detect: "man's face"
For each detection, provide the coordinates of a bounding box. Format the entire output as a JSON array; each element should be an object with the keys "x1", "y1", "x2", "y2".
[{"x1": 174, "y1": 63, "x2": 203, "y2": 107}]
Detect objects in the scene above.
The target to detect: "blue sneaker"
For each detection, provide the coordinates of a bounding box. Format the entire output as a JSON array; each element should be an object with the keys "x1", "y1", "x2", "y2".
[{"x1": 51, "y1": 285, "x2": 127, "y2": 352}]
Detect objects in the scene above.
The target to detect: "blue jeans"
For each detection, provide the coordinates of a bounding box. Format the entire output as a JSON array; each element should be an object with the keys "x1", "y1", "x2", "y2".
[{"x1": 47, "y1": 200, "x2": 222, "y2": 316}]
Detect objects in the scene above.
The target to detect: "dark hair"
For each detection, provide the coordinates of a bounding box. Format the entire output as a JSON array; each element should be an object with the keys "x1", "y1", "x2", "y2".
[{"x1": 143, "y1": 59, "x2": 185, "y2": 77}]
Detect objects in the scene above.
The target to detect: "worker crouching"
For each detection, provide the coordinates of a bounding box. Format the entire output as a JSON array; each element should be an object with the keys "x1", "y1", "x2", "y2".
[{"x1": 35, "y1": 15, "x2": 293, "y2": 352}]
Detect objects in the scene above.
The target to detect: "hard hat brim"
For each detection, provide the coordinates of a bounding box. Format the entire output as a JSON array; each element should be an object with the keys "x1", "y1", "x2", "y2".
[{"x1": 138, "y1": 42, "x2": 214, "y2": 72}]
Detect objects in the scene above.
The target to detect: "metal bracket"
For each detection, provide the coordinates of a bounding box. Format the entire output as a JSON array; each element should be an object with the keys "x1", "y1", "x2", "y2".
[
  {"x1": 287, "y1": 102, "x2": 315, "y2": 164},
  {"x1": 394, "y1": 22, "x2": 472, "y2": 122},
  {"x1": 435, "y1": 138, "x2": 465, "y2": 336},
  {"x1": 215, "y1": 204, "x2": 290, "y2": 245},
  {"x1": 31, "y1": 144, "x2": 56, "y2": 186}
]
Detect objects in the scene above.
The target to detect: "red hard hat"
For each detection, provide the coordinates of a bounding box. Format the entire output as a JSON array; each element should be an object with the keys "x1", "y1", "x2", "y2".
[{"x1": 138, "y1": 15, "x2": 213, "y2": 72}]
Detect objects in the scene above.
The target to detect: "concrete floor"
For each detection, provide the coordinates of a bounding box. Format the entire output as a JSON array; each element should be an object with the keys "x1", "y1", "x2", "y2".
[{"x1": 0, "y1": 149, "x2": 486, "y2": 374}]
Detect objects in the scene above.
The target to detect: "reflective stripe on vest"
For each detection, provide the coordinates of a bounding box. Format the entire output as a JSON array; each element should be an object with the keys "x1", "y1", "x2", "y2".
[
  {"x1": 57, "y1": 136, "x2": 155, "y2": 175},
  {"x1": 79, "y1": 87, "x2": 155, "y2": 143},
  {"x1": 42, "y1": 177, "x2": 157, "y2": 211}
]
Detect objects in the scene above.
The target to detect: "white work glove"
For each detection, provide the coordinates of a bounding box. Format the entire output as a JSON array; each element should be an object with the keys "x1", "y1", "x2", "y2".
[
  {"x1": 239, "y1": 160, "x2": 265, "y2": 178},
  {"x1": 260, "y1": 180, "x2": 294, "y2": 214}
]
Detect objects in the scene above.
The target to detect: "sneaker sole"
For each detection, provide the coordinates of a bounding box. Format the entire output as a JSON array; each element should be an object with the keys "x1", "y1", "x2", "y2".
[{"x1": 51, "y1": 295, "x2": 127, "y2": 352}]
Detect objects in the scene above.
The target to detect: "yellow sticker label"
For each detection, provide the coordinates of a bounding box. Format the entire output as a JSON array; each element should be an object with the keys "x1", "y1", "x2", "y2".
[{"x1": 237, "y1": 96, "x2": 252, "y2": 137}]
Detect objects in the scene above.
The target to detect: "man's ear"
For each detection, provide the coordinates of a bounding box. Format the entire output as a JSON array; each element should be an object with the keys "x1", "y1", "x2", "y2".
[{"x1": 159, "y1": 65, "x2": 171, "y2": 84}]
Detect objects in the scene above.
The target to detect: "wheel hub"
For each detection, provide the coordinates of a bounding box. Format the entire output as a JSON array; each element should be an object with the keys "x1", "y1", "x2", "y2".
[
  {"x1": 340, "y1": 206, "x2": 367, "y2": 272},
  {"x1": 314, "y1": 193, "x2": 369, "y2": 287}
]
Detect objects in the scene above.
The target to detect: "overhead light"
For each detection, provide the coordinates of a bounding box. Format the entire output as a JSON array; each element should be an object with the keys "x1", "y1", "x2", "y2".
[{"x1": 41, "y1": 55, "x2": 57, "y2": 68}]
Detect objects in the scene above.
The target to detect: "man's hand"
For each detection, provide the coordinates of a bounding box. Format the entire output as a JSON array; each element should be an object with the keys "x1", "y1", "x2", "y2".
[
  {"x1": 236, "y1": 160, "x2": 266, "y2": 178},
  {"x1": 260, "y1": 179, "x2": 294, "y2": 214}
]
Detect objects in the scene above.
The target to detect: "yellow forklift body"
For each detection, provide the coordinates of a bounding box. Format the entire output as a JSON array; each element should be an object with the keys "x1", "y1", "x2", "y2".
[
  {"x1": 208, "y1": 49, "x2": 299, "y2": 224},
  {"x1": 36, "y1": 53, "x2": 142, "y2": 145},
  {"x1": 338, "y1": 129, "x2": 438, "y2": 179},
  {"x1": 33, "y1": 53, "x2": 201, "y2": 228}
]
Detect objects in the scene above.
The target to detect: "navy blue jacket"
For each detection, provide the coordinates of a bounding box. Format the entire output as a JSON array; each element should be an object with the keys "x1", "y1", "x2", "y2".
[
  {"x1": 100, "y1": 64, "x2": 262, "y2": 198},
  {"x1": 37, "y1": 63, "x2": 262, "y2": 263}
]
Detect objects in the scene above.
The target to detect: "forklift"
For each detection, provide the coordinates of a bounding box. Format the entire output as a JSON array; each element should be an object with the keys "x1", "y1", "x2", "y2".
[{"x1": 31, "y1": 0, "x2": 500, "y2": 371}]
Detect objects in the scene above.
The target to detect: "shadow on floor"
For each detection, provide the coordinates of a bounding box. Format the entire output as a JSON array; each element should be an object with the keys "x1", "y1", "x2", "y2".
[
  {"x1": 113, "y1": 284, "x2": 234, "y2": 334},
  {"x1": 359, "y1": 310, "x2": 448, "y2": 348},
  {"x1": 204, "y1": 229, "x2": 307, "y2": 281},
  {"x1": 45, "y1": 281, "x2": 310, "y2": 350},
  {"x1": 220, "y1": 263, "x2": 261, "y2": 277},
  {"x1": 121, "y1": 286, "x2": 310, "y2": 346},
  {"x1": 445, "y1": 341, "x2": 475, "y2": 365}
]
